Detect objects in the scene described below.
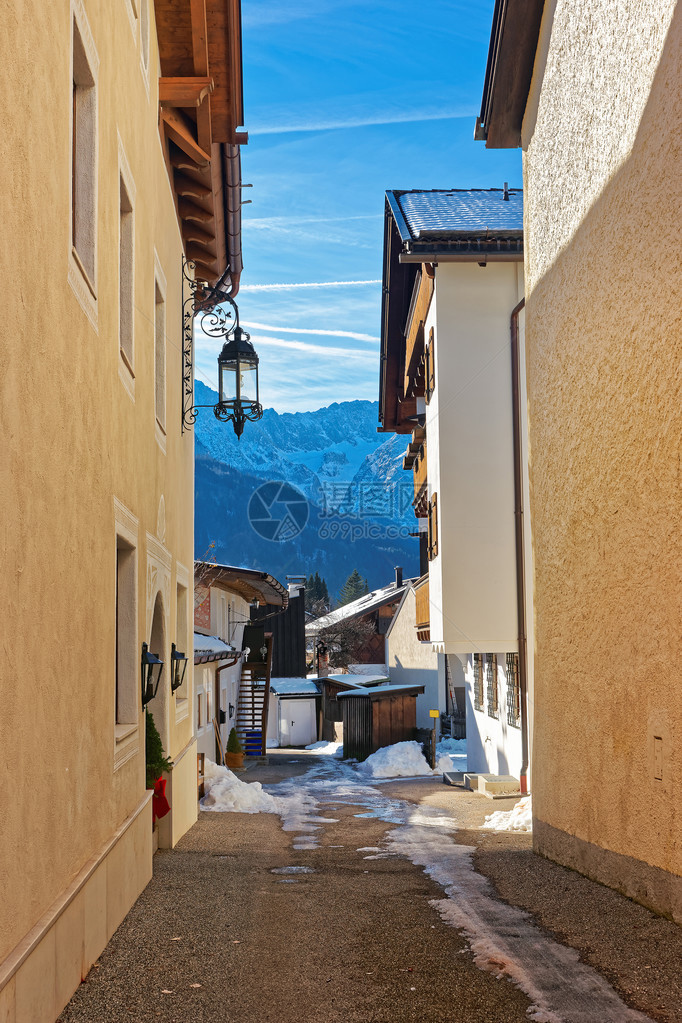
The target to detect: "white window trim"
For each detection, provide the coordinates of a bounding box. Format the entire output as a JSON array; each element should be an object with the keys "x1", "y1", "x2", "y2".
[
  {"x1": 114, "y1": 497, "x2": 140, "y2": 771},
  {"x1": 139, "y1": 0, "x2": 151, "y2": 94},
  {"x1": 68, "y1": 0, "x2": 99, "y2": 330},
  {"x1": 118, "y1": 134, "x2": 137, "y2": 400}
]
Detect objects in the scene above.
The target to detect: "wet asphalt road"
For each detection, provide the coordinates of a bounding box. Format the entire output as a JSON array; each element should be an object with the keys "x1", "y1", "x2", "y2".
[{"x1": 59, "y1": 754, "x2": 682, "y2": 1023}]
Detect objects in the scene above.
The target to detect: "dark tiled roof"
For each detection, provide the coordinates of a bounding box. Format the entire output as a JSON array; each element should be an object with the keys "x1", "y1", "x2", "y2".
[{"x1": 390, "y1": 188, "x2": 523, "y2": 240}]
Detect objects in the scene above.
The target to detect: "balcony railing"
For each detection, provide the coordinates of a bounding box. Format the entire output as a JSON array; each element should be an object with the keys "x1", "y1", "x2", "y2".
[{"x1": 414, "y1": 573, "x2": 430, "y2": 641}]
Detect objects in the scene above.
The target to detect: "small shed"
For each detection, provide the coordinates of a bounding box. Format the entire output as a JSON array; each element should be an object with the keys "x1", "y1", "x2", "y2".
[
  {"x1": 268, "y1": 678, "x2": 321, "y2": 748},
  {"x1": 316, "y1": 673, "x2": 389, "y2": 741},
  {"x1": 338, "y1": 683, "x2": 425, "y2": 761}
]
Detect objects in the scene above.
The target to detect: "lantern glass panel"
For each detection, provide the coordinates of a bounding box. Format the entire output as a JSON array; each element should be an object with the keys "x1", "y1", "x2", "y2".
[
  {"x1": 239, "y1": 361, "x2": 258, "y2": 403},
  {"x1": 219, "y1": 357, "x2": 239, "y2": 404}
]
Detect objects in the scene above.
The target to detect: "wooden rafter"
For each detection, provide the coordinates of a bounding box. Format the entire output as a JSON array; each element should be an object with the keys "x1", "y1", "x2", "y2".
[
  {"x1": 161, "y1": 108, "x2": 211, "y2": 166},
  {"x1": 174, "y1": 173, "x2": 212, "y2": 200},
  {"x1": 159, "y1": 76, "x2": 214, "y2": 107},
  {"x1": 178, "y1": 197, "x2": 214, "y2": 223}
]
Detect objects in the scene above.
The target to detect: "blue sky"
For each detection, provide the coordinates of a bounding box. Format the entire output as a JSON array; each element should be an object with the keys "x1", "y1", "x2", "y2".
[{"x1": 194, "y1": 0, "x2": 521, "y2": 413}]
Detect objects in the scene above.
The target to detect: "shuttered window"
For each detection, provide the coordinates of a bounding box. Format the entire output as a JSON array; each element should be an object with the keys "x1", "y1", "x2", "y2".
[
  {"x1": 506, "y1": 653, "x2": 521, "y2": 727},
  {"x1": 425, "y1": 327, "x2": 435, "y2": 403},
  {"x1": 427, "y1": 492, "x2": 438, "y2": 560}
]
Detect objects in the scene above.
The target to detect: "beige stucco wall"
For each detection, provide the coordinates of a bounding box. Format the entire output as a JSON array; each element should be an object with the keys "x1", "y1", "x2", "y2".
[
  {"x1": 386, "y1": 588, "x2": 442, "y2": 728},
  {"x1": 0, "y1": 0, "x2": 196, "y2": 1013},
  {"x1": 521, "y1": 0, "x2": 682, "y2": 901}
]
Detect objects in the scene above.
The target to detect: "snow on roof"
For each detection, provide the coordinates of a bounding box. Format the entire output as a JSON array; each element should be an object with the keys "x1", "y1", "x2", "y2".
[
  {"x1": 337, "y1": 683, "x2": 425, "y2": 699},
  {"x1": 389, "y1": 188, "x2": 523, "y2": 240},
  {"x1": 327, "y1": 673, "x2": 389, "y2": 687},
  {"x1": 270, "y1": 678, "x2": 321, "y2": 696},
  {"x1": 305, "y1": 579, "x2": 416, "y2": 634},
  {"x1": 347, "y1": 663, "x2": 389, "y2": 675},
  {"x1": 193, "y1": 633, "x2": 235, "y2": 660}
]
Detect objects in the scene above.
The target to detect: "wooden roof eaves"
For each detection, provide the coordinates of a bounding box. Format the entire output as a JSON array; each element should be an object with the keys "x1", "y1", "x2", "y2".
[{"x1": 476, "y1": 0, "x2": 546, "y2": 149}]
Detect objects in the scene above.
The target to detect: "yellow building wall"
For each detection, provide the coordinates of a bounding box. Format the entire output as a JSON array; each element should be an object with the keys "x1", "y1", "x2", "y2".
[
  {"x1": 521, "y1": 0, "x2": 682, "y2": 919},
  {"x1": 0, "y1": 0, "x2": 196, "y2": 1015}
]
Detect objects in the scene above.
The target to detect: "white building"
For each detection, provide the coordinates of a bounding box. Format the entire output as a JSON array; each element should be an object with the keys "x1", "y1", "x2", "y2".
[{"x1": 379, "y1": 189, "x2": 534, "y2": 790}]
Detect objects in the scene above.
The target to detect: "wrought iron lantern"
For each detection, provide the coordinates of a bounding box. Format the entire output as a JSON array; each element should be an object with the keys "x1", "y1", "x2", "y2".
[
  {"x1": 170, "y1": 643, "x2": 188, "y2": 693},
  {"x1": 182, "y1": 259, "x2": 263, "y2": 439},
  {"x1": 141, "y1": 642, "x2": 164, "y2": 707}
]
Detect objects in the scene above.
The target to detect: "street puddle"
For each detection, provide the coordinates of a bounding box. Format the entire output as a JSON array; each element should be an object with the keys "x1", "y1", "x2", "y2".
[{"x1": 270, "y1": 866, "x2": 315, "y2": 874}]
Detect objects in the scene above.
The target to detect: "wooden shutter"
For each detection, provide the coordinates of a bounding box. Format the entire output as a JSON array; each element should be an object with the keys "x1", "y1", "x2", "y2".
[
  {"x1": 427, "y1": 492, "x2": 438, "y2": 560},
  {"x1": 426, "y1": 328, "x2": 435, "y2": 403}
]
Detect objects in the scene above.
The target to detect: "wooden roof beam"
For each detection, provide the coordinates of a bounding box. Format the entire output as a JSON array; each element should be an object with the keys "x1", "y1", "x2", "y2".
[
  {"x1": 159, "y1": 76, "x2": 214, "y2": 108},
  {"x1": 174, "y1": 173, "x2": 212, "y2": 200},
  {"x1": 190, "y1": 0, "x2": 209, "y2": 75},
  {"x1": 162, "y1": 108, "x2": 211, "y2": 167},
  {"x1": 178, "y1": 197, "x2": 213, "y2": 223}
]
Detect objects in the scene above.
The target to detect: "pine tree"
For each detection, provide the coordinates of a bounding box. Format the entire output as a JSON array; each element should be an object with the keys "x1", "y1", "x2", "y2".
[
  {"x1": 338, "y1": 569, "x2": 367, "y2": 606},
  {"x1": 306, "y1": 572, "x2": 330, "y2": 611}
]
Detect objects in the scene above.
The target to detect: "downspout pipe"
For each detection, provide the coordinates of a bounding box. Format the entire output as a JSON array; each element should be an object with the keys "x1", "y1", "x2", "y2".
[
  {"x1": 222, "y1": 143, "x2": 243, "y2": 298},
  {"x1": 510, "y1": 298, "x2": 529, "y2": 794},
  {"x1": 214, "y1": 654, "x2": 242, "y2": 762}
]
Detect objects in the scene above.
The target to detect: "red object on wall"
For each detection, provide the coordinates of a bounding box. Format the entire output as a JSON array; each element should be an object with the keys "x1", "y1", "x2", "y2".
[
  {"x1": 152, "y1": 777, "x2": 171, "y2": 823},
  {"x1": 194, "y1": 584, "x2": 211, "y2": 631}
]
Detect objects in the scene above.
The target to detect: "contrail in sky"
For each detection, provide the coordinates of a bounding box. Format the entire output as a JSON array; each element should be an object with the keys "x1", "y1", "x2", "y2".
[
  {"x1": 240, "y1": 280, "x2": 381, "y2": 291},
  {"x1": 250, "y1": 110, "x2": 472, "y2": 135},
  {"x1": 241, "y1": 321, "x2": 379, "y2": 343}
]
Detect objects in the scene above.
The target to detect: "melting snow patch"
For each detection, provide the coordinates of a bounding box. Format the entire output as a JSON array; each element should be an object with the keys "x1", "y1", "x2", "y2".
[
  {"x1": 387, "y1": 810, "x2": 652, "y2": 1023},
  {"x1": 481, "y1": 796, "x2": 532, "y2": 833},
  {"x1": 305, "y1": 740, "x2": 344, "y2": 757},
  {"x1": 270, "y1": 866, "x2": 315, "y2": 874}
]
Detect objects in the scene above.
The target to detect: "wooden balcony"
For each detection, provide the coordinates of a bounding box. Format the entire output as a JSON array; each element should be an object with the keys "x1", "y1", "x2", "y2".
[
  {"x1": 414, "y1": 574, "x2": 430, "y2": 642},
  {"x1": 413, "y1": 441, "x2": 427, "y2": 505},
  {"x1": 403, "y1": 271, "x2": 434, "y2": 398}
]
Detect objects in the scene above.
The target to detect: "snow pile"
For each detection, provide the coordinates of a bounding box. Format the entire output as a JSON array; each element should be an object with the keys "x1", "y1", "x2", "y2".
[
  {"x1": 481, "y1": 796, "x2": 532, "y2": 833},
  {"x1": 436, "y1": 737, "x2": 467, "y2": 772},
  {"x1": 359, "y1": 740, "x2": 435, "y2": 778},
  {"x1": 201, "y1": 761, "x2": 279, "y2": 814},
  {"x1": 305, "y1": 740, "x2": 343, "y2": 757}
]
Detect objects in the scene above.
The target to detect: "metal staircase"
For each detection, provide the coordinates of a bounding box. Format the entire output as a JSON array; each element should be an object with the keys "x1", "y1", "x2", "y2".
[{"x1": 235, "y1": 636, "x2": 272, "y2": 756}]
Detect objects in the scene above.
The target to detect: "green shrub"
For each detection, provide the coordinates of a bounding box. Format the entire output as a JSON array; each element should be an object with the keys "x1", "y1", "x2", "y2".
[
  {"x1": 226, "y1": 727, "x2": 243, "y2": 754},
  {"x1": 145, "y1": 710, "x2": 172, "y2": 787}
]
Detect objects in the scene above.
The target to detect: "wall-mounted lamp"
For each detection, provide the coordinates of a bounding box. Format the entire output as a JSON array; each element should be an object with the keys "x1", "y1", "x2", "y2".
[
  {"x1": 228, "y1": 703, "x2": 235, "y2": 719},
  {"x1": 141, "y1": 642, "x2": 164, "y2": 707},
  {"x1": 181, "y1": 260, "x2": 263, "y2": 439},
  {"x1": 170, "y1": 643, "x2": 188, "y2": 693}
]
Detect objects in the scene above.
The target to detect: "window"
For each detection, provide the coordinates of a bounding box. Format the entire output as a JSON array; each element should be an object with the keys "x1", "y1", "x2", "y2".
[
  {"x1": 485, "y1": 654, "x2": 498, "y2": 718},
  {"x1": 119, "y1": 175, "x2": 134, "y2": 370},
  {"x1": 427, "y1": 492, "x2": 438, "y2": 560},
  {"x1": 506, "y1": 653, "x2": 521, "y2": 727},
  {"x1": 473, "y1": 653, "x2": 484, "y2": 712},
  {"x1": 155, "y1": 279, "x2": 166, "y2": 431},
  {"x1": 71, "y1": 6, "x2": 98, "y2": 308}
]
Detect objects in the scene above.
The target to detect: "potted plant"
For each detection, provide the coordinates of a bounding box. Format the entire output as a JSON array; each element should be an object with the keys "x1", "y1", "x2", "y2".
[
  {"x1": 225, "y1": 727, "x2": 245, "y2": 770},
  {"x1": 146, "y1": 711, "x2": 172, "y2": 822}
]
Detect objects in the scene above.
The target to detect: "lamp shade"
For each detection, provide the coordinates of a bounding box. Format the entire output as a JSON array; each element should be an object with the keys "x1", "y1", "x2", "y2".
[{"x1": 218, "y1": 327, "x2": 259, "y2": 407}]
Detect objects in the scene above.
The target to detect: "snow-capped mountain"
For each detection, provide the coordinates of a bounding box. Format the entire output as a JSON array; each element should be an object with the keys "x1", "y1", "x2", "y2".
[{"x1": 193, "y1": 383, "x2": 419, "y2": 595}]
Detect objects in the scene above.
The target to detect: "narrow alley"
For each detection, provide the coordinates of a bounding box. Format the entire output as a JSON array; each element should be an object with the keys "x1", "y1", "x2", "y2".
[{"x1": 59, "y1": 754, "x2": 682, "y2": 1023}]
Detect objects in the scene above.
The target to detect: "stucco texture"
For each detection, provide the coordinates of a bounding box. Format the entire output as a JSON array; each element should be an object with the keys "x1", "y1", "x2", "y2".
[
  {"x1": 0, "y1": 0, "x2": 194, "y2": 974},
  {"x1": 522, "y1": 0, "x2": 682, "y2": 888}
]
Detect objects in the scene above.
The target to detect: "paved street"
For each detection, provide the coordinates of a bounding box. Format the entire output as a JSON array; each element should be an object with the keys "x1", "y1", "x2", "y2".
[{"x1": 60, "y1": 755, "x2": 682, "y2": 1023}]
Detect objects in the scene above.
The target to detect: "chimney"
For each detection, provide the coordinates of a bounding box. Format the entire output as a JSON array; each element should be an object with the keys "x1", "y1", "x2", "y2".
[{"x1": 395, "y1": 566, "x2": 403, "y2": 589}]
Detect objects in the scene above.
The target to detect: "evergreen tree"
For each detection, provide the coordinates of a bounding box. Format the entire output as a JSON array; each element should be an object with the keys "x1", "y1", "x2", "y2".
[
  {"x1": 338, "y1": 569, "x2": 367, "y2": 606},
  {"x1": 305, "y1": 572, "x2": 330, "y2": 611}
]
